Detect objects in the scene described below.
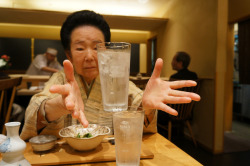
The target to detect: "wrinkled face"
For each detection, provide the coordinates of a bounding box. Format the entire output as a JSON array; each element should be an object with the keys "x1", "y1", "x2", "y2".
[
  {"x1": 46, "y1": 53, "x2": 56, "y2": 62},
  {"x1": 66, "y1": 25, "x2": 105, "y2": 83},
  {"x1": 171, "y1": 55, "x2": 183, "y2": 71}
]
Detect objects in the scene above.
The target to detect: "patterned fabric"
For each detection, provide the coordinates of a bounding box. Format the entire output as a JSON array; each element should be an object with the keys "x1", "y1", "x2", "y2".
[{"x1": 20, "y1": 71, "x2": 157, "y2": 141}]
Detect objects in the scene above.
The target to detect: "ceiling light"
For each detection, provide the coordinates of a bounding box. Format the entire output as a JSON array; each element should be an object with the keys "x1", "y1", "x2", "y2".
[{"x1": 138, "y1": 0, "x2": 148, "y2": 4}]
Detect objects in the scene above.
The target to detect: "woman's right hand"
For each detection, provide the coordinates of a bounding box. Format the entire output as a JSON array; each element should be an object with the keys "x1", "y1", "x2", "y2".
[{"x1": 49, "y1": 60, "x2": 89, "y2": 127}]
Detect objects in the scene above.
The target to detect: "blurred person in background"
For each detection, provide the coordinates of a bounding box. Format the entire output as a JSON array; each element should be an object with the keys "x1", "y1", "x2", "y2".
[
  {"x1": 26, "y1": 47, "x2": 63, "y2": 75},
  {"x1": 170, "y1": 51, "x2": 198, "y2": 80}
]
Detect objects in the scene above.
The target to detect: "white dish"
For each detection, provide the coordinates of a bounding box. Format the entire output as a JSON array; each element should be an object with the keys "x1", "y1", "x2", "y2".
[
  {"x1": 59, "y1": 124, "x2": 110, "y2": 151},
  {"x1": 29, "y1": 135, "x2": 57, "y2": 152}
]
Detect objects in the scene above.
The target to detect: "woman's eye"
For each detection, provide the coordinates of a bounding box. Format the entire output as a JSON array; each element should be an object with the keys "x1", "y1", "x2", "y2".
[{"x1": 76, "y1": 47, "x2": 84, "y2": 51}]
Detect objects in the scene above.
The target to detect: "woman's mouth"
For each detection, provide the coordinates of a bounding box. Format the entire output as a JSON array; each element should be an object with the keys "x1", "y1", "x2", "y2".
[{"x1": 84, "y1": 66, "x2": 96, "y2": 70}]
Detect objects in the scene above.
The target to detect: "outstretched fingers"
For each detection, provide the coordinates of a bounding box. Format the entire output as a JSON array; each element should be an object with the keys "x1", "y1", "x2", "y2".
[
  {"x1": 169, "y1": 80, "x2": 197, "y2": 89},
  {"x1": 150, "y1": 58, "x2": 163, "y2": 79},
  {"x1": 168, "y1": 89, "x2": 201, "y2": 101},
  {"x1": 164, "y1": 95, "x2": 192, "y2": 104},
  {"x1": 71, "y1": 109, "x2": 89, "y2": 127},
  {"x1": 78, "y1": 110, "x2": 89, "y2": 127},
  {"x1": 63, "y1": 60, "x2": 75, "y2": 82},
  {"x1": 49, "y1": 84, "x2": 70, "y2": 95},
  {"x1": 157, "y1": 103, "x2": 178, "y2": 116}
]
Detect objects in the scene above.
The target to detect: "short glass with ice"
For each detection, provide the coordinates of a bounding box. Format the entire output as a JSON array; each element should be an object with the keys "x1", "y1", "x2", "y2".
[
  {"x1": 113, "y1": 107, "x2": 144, "y2": 166},
  {"x1": 97, "y1": 42, "x2": 131, "y2": 112}
]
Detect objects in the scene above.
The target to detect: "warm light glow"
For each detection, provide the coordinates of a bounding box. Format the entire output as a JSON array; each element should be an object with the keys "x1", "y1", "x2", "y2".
[
  {"x1": 0, "y1": 23, "x2": 61, "y2": 39},
  {"x1": 111, "y1": 29, "x2": 150, "y2": 34},
  {"x1": 0, "y1": 23, "x2": 60, "y2": 29},
  {"x1": 0, "y1": 0, "x2": 12, "y2": 7},
  {"x1": 138, "y1": 0, "x2": 149, "y2": 4},
  {"x1": 0, "y1": 0, "x2": 168, "y2": 17}
]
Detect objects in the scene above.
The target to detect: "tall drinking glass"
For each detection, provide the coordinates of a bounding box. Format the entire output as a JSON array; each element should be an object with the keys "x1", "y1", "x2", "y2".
[
  {"x1": 97, "y1": 42, "x2": 131, "y2": 112},
  {"x1": 113, "y1": 107, "x2": 144, "y2": 166}
]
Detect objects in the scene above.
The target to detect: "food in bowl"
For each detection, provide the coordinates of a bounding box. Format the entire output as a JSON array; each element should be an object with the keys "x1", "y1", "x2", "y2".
[
  {"x1": 76, "y1": 132, "x2": 93, "y2": 138},
  {"x1": 29, "y1": 135, "x2": 57, "y2": 152},
  {"x1": 59, "y1": 124, "x2": 110, "y2": 151}
]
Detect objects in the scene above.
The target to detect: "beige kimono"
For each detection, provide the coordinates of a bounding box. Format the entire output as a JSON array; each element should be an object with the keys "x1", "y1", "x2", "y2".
[{"x1": 20, "y1": 71, "x2": 157, "y2": 141}]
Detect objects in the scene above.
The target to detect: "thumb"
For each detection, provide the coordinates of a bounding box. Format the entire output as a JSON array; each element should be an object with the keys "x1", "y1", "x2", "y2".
[
  {"x1": 63, "y1": 60, "x2": 75, "y2": 82},
  {"x1": 151, "y1": 58, "x2": 163, "y2": 79}
]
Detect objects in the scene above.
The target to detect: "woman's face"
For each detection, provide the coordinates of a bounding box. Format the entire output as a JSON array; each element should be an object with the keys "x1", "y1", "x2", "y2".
[{"x1": 67, "y1": 25, "x2": 105, "y2": 83}]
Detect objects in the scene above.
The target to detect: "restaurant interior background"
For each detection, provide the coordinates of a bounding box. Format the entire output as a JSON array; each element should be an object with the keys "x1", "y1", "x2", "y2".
[
  {"x1": 0, "y1": 38, "x2": 140, "y2": 74},
  {"x1": 0, "y1": 0, "x2": 250, "y2": 155}
]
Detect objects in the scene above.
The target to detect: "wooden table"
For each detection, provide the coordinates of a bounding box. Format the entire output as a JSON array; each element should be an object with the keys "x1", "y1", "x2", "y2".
[
  {"x1": 16, "y1": 88, "x2": 42, "y2": 96},
  {"x1": 64, "y1": 133, "x2": 202, "y2": 166},
  {"x1": 8, "y1": 74, "x2": 49, "y2": 96},
  {"x1": 19, "y1": 133, "x2": 202, "y2": 166},
  {"x1": 9, "y1": 74, "x2": 50, "y2": 89},
  {"x1": 79, "y1": 133, "x2": 202, "y2": 166},
  {"x1": 139, "y1": 133, "x2": 202, "y2": 166}
]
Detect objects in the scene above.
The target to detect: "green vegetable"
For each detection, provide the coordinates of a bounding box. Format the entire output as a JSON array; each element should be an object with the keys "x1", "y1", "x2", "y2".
[
  {"x1": 76, "y1": 133, "x2": 81, "y2": 138},
  {"x1": 75, "y1": 132, "x2": 93, "y2": 138},
  {"x1": 83, "y1": 133, "x2": 93, "y2": 138}
]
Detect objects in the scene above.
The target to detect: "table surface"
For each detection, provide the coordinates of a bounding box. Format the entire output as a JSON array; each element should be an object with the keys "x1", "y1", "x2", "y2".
[
  {"x1": 86, "y1": 133, "x2": 202, "y2": 166},
  {"x1": 21, "y1": 133, "x2": 201, "y2": 166},
  {"x1": 9, "y1": 74, "x2": 50, "y2": 80},
  {"x1": 0, "y1": 133, "x2": 201, "y2": 166},
  {"x1": 139, "y1": 133, "x2": 202, "y2": 166},
  {"x1": 16, "y1": 88, "x2": 42, "y2": 96},
  {"x1": 9, "y1": 74, "x2": 50, "y2": 89}
]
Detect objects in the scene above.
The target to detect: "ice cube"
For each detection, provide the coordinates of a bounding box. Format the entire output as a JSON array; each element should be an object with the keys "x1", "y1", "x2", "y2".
[
  {"x1": 110, "y1": 66, "x2": 125, "y2": 77},
  {"x1": 98, "y1": 52, "x2": 111, "y2": 64}
]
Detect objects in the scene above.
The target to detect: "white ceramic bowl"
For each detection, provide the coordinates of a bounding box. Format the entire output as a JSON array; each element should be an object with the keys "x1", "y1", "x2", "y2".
[
  {"x1": 29, "y1": 135, "x2": 57, "y2": 152},
  {"x1": 59, "y1": 124, "x2": 110, "y2": 151}
]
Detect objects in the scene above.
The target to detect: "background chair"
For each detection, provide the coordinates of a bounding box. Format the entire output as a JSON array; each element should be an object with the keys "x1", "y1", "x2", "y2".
[
  {"x1": 0, "y1": 77, "x2": 22, "y2": 134},
  {"x1": 158, "y1": 79, "x2": 202, "y2": 146}
]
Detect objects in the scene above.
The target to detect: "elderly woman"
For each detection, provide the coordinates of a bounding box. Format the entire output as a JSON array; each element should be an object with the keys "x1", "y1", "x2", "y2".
[{"x1": 20, "y1": 10, "x2": 200, "y2": 140}]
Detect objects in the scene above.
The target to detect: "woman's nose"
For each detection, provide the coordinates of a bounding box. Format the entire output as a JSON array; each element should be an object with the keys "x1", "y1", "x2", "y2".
[{"x1": 85, "y1": 49, "x2": 95, "y2": 61}]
